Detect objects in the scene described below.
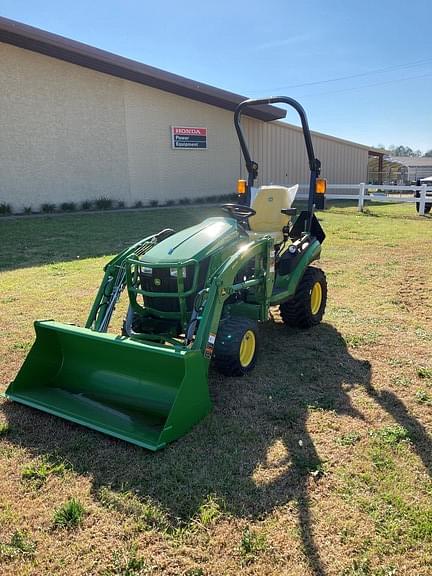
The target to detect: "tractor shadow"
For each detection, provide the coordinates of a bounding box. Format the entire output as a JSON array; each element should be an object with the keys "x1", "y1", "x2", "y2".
[{"x1": 2, "y1": 321, "x2": 431, "y2": 575}]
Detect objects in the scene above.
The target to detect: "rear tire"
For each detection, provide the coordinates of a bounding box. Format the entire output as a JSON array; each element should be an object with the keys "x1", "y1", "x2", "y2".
[
  {"x1": 213, "y1": 317, "x2": 258, "y2": 376},
  {"x1": 280, "y1": 267, "x2": 327, "y2": 328}
]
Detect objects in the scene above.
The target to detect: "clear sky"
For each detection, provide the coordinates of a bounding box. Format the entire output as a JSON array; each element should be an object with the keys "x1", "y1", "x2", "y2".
[{"x1": 1, "y1": 0, "x2": 431, "y2": 151}]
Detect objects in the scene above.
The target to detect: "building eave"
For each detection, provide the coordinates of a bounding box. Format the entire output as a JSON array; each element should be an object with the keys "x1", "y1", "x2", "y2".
[{"x1": 0, "y1": 16, "x2": 286, "y2": 123}]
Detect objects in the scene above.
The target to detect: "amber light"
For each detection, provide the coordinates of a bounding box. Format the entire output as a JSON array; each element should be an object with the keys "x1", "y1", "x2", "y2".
[
  {"x1": 237, "y1": 179, "x2": 247, "y2": 195},
  {"x1": 315, "y1": 178, "x2": 327, "y2": 194}
]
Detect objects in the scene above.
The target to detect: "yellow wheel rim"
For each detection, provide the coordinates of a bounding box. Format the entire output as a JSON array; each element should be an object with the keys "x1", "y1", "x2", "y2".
[
  {"x1": 310, "y1": 282, "x2": 322, "y2": 315},
  {"x1": 239, "y1": 330, "x2": 256, "y2": 368}
]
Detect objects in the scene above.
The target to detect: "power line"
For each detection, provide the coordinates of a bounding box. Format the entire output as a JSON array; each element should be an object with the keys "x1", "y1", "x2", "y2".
[
  {"x1": 296, "y1": 72, "x2": 432, "y2": 98},
  {"x1": 246, "y1": 57, "x2": 432, "y2": 94}
]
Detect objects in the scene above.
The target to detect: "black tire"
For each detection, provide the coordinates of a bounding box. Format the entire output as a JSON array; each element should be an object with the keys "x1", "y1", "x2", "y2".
[
  {"x1": 122, "y1": 308, "x2": 145, "y2": 336},
  {"x1": 280, "y1": 267, "x2": 327, "y2": 328},
  {"x1": 213, "y1": 317, "x2": 258, "y2": 376}
]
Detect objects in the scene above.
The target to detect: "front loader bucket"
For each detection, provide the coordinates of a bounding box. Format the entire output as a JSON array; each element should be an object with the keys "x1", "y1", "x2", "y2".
[{"x1": 5, "y1": 321, "x2": 211, "y2": 451}]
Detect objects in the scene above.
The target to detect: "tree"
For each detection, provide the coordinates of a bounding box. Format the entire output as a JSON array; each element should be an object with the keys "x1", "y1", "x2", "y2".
[
  {"x1": 375, "y1": 145, "x2": 431, "y2": 157},
  {"x1": 388, "y1": 145, "x2": 421, "y2": 157}
]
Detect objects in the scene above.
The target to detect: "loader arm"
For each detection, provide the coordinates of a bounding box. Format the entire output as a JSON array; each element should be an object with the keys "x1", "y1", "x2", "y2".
[{"x1": 86, "y1": 228, "x2": 174, "y2": 332}]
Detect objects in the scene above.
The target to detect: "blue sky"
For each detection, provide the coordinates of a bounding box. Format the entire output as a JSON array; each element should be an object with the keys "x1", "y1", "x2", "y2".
[{"x1": 2, "y1": 0, "x2": 431, "y2": 151}]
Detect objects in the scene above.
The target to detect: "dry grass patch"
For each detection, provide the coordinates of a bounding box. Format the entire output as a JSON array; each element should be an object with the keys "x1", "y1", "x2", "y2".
[{"x1": 0, "y1": 203, "x2": 431, "y2": 575}]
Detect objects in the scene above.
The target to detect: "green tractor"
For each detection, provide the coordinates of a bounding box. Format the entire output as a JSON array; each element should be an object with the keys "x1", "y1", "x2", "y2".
[{"x1": 6, "y1": 97, "x2": 328, "y2": 451}]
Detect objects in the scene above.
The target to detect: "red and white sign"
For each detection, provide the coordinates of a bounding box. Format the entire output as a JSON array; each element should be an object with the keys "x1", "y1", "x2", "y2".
[{"x1": 171, "y1": 126, "x2": 207, "y2": 149}]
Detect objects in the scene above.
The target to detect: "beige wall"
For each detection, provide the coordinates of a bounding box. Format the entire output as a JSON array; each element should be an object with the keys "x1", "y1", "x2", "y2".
[
  {"x1": 0, "y1": 42, "x2": 369, "y2": 212},
  {"x1": 243, "y1": 118, "x2": 369, "y2": 188},
  {"x1": 0, "y1": 43, "x2": 130, "y2": 210},
  {"x1": 0, "y1": 42, "x2": 240, "y2": 211}
]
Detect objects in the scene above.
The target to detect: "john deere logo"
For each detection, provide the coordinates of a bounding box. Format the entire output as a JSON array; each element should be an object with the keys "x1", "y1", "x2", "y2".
[
  {"x1": 154, "y1": 278, "x2": 161, "y2": 286},
  {"x1": 268, "y1": 197, "x2": 274, "y2": 202}
]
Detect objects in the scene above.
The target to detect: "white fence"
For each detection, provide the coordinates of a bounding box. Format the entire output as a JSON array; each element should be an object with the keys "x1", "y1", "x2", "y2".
[{"x1": 296, "y1": 183, "x2": 432, "y2": 215}]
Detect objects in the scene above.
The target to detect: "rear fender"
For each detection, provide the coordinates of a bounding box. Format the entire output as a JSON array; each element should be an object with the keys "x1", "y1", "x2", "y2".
[{"x1": 270, "y1": 239, "x2": 321, "y2": 305}]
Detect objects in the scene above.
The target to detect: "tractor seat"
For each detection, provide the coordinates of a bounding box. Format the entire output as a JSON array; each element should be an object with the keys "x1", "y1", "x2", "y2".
[{"x1": 249, "y1": 185, "x2": 299, "y2": 243}]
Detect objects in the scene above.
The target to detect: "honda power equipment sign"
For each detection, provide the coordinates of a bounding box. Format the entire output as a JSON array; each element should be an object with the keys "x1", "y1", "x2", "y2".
[{"x1": 171, "y1": 126, "x2": 207, "y2": 149}]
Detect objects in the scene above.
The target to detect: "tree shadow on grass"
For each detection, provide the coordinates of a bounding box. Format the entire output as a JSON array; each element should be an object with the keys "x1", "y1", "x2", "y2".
[{"x1": 2, "y1": 321, "x2": 430, "y2": 574}]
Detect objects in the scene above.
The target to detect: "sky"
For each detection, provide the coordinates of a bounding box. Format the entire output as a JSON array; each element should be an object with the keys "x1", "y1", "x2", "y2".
[{"x1": 1, "y1": 0, "x2": 431, "y2": 151}]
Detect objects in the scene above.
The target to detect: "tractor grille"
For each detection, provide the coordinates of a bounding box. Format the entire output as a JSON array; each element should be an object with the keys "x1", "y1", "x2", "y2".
[{"x1": 139, "y1": 258, "x2": 210, "y2": 313}]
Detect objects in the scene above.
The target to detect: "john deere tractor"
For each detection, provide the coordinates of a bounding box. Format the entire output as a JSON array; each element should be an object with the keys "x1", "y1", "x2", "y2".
[{"x1": 6, "y1": 97, "x2": 328, "y2": 450}]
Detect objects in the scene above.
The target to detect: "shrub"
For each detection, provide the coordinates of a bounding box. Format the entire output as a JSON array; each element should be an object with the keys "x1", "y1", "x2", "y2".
[
  {"x1": 41, "y1": 203, "x2": 56, "y2": 213},
  {"x1": 149, "y1": 200, "x2": 159, "y2": 207},
  {"x1": 165, "y1": 199, "x2": 175, "y2": 206},
  {"x1": 0, "y1": 203, "x2": 12, "y2": 215},
  {"x1": 134, "y1": 200, "x2": 143, "y2": 208},
  {"x1": 53, "y1": 498, "x2": 85, "y2": 529},
  {"x1": 60, "y1": 202, "x2": 76, "y2": 212},
  {"x1": 218, "y1": 193, "x2": 237, "y2": 203},
  {"x1": 179, "y1": 197, "x2": 191, "y2": 205},
  {"x1": 95, "y1": 197, "x2": 113, "y2": 210},
  {"x1": 80, "y1": 200, "x2": 93, "y2": 210},
  {"x1": 23, "y1": 206, "x2": 32, "y2": 215},
  {"x1": 117, "y1": 200, "x2": 125, "y2": 209}
]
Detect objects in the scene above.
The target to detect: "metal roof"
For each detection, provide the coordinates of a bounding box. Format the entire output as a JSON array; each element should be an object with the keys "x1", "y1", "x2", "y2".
[
  {"x1": 0, "y1": 16, "x2": 285, "y2": 123},
  {"x1": 388, "y1": 156, "x2": 432, "y2": 167}
]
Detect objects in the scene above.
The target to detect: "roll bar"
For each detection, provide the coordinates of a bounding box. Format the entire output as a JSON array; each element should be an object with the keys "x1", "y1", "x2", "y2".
[{"x1": 234, "y1": 96, "x2": 321, "y2": 216}]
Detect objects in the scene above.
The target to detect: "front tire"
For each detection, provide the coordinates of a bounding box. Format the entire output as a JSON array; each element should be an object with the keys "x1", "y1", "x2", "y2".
[
  {"x1": 213, "y1": 317, "x2": 258, "y2": 376},
  {"x1": 280, "y1": 267, "x2": 327, "y2": 328}
]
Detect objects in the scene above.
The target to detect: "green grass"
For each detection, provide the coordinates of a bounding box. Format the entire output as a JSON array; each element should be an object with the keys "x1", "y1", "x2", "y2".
[
  {"x1": 53, "y1": 498, "x2": 86, "y2": 529},
  {"x1": 417, "y1": 366, "x2": 432, "y2": 380},
  {"x1": 239, "y1": 526, "x2": 267, "y2": 564},
  {"x1": 101, "y1": 545, "x2": 150, "y2": 576},
  {"x1": 22, "y1": 457, "x2": 67, "y2": 487},
  {"x1": 370, "y1": 425, "x2": 411, "y2": 446},
  {"x1": 0, "y1": 202, "x2": 431, "y2": 574},
  {"x1": 0, "y1": 530, "x2": 36, "y2": 560},
  {"x1": 337, "y1": 432, "x2": 361, "y2": 446}
]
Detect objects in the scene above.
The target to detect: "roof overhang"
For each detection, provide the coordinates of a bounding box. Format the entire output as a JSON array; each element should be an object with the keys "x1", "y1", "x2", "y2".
[{"x1": 0, "y1": 16, "x2": 286, "y2": 123}]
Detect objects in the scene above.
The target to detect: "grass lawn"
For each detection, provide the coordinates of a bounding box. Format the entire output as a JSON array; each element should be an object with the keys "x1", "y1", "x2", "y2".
[{"x1": 0, "y1": 203, "x2": 431, "y2": 575}]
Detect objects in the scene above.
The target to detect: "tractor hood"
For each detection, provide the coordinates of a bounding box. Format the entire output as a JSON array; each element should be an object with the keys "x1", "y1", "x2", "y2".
[{"x1": 142, "y1": 217, "x2": 243, "y2": 264}]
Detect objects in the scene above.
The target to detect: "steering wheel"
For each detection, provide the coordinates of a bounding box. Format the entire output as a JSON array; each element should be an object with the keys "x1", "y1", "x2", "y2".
[{"x1": 221, "y1": 203, "x2": 256, "y2": 220}]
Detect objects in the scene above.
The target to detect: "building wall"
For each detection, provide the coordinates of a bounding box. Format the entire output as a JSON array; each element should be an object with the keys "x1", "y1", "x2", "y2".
[
  {"x1": 0, "y1": 42, "x2": 240, "y2": 211},
  {"x1": 243, "y1": 118, "x2": 369, "y2": 188},
  {"x1": 407, "y1": 165, "x2": 432, "y2": 181},
  {"x1": 1, "y1": 41, "x2": 370, "y2": 211},
  {"x1": 0, "y1": 42, "x2": 130, "y2": 210}
]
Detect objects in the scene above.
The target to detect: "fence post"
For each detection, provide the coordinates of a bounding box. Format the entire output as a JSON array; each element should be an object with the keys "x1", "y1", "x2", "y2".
[
  {"x1": 358, "y1": 182, "x2": 365, "y2": 212},
  {"x1": 419, "y1": 184, "x2": 427, "y2": 216}
]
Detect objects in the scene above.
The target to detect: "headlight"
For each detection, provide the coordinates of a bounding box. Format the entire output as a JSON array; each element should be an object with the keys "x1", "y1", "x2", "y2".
[
  {"x1": 170, "y1": 267, "x2": 186, "y2": 278},
  {"x1": 141, "y1": 266, "x2": 152, "y2": 275}
]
